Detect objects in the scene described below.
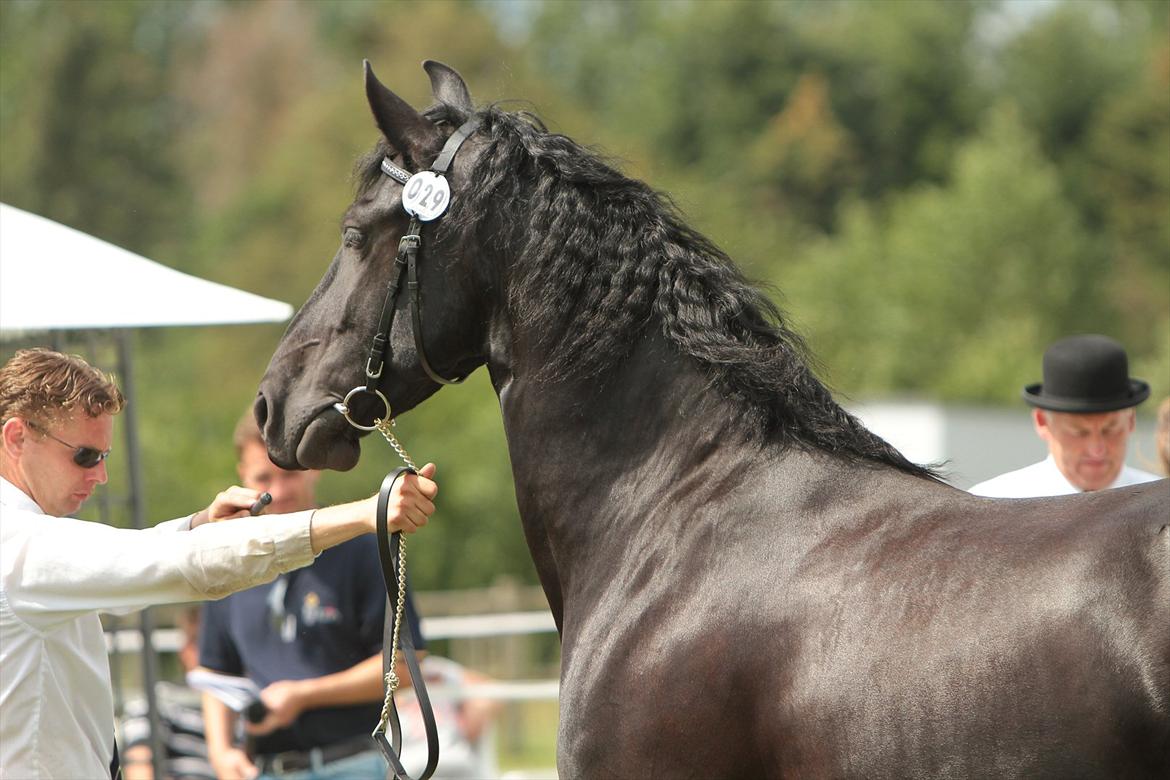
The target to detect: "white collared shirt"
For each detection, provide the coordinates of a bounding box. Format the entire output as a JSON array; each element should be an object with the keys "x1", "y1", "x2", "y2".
[
  {"x1": 0, "y1": 477, "x2": 316, "y2": 779},
  {"x1": 968, "y1": 455, "x2": 1163, "y2": 498}
]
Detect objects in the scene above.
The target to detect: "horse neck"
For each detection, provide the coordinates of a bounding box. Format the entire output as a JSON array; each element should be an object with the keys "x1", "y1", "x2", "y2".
[{"x1": 488, "y1": 331, "x2": 908, "y2": 624}]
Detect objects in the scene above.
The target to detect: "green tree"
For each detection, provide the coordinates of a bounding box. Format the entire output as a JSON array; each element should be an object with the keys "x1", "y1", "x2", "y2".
[
  {"x1": 0, "y1": 0, "x2": 193, "y2": 254},
  {"x1": 805, "y1": 0, "x2": 985, "y2": 196},
  {"x1": 528, "y1": 0, "x2": 986, "y2": 215},
  {"x1": 529, "y1": 0, "x2": 811, "y2": 170},
  {"x1": 788, "y1": 104, "x2": 1110, "y2": 403},
  {"x1": 749, "y1": 71, "x2": 859, "y2": 232},
  {"x1": 994, "y1": 0, "x2": 1147, "y2": 224},
  {"x1": 1084, "y1": 38, "x2": 1170, "y2": 365}
]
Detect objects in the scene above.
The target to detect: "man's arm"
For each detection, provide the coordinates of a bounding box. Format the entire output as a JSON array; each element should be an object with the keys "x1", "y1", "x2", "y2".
[
  {"x1": 202, "y1": 691, "x2": 257, "y2": 780},
  {"x1": 0, "y1": 465, "x2": 437, "y2": 625},
  {"x1": 246, "y1": 648, "x2": 438, "y2": 736},
  {"x1": 246, "y1": 652, "x2": 385, "y2": 735}
]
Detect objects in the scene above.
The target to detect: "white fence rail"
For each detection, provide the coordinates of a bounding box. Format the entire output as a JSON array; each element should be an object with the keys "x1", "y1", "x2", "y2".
[{"x1": 106, "y1": 609, "x2": 559, "y2": 653}]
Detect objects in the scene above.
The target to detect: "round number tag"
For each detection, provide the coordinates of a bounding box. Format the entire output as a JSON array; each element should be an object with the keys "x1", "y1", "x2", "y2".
[{"x1": 401, "y1": 171, "x2": 451, "y2": 222}]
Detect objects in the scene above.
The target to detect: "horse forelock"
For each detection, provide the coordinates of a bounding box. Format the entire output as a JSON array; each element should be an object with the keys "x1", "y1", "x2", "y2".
[{"x1": 354, "y1": 103, "x2": 936, "y2": 479}]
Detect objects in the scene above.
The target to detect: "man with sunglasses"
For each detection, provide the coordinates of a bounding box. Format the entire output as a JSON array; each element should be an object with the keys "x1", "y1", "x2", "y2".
[{"x1": 0, "y1": 348, "x2": 439, "y2": 779}]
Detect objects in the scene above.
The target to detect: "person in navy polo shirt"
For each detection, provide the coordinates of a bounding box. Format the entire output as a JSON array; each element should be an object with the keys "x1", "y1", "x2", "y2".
[{"x1": 199, "y1": 412, "x2": 426, "y2": 779}]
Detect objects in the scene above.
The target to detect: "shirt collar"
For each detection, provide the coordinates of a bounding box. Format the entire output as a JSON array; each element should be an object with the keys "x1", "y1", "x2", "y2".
[
  {"x1": 1041, "y1": 453, "x2": 1132, "y2": 493},
  {"x1": 0, "y1": 475, "x2": 44, "y2": 514}
]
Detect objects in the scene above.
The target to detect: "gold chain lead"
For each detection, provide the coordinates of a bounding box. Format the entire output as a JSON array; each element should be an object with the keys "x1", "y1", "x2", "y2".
[{"x1": 375, "y1": 417, "x2": 419, "y2": 472}]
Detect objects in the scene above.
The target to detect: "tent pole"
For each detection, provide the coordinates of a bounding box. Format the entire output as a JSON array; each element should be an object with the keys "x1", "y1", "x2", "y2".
[{"x1": 117, "y1": 330, "x2": 166, "y2": 780}]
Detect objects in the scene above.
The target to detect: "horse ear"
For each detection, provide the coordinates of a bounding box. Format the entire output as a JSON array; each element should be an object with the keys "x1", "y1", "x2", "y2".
[
  {"x1": 423, "y1": 59, "x2": 473, "y2": 112},
  {"x1": 364, "y1": 60, "x2": 438, "y2": 157}
]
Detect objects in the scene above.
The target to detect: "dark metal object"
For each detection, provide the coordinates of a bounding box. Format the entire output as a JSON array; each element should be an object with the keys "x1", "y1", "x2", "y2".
[
  {"x1": 244, "y1": 699, "x2": 267, "y2": 724},
  {"x1": 248, "y1": 492, "x2": 272, "y2": 516},
  {"x1": 117, "y1": 332, "x2": 166, "y2": 780}
]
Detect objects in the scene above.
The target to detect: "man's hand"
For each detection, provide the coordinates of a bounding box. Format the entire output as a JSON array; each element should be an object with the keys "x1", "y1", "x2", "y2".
[
  {"x1": 210, "y1": 746, "x2": 258, "y2": 780},
  {"x1": 306, "y1": 463, "x2": 439, "y2": 553},
  {"x1": 381, "y1": 462, "x2": 438, "y2": 534},
  {"x1": 192, "y1": 487, "x2": 267, "y2": 528},
  {"x1": 245, "y1": 679, "x2": 306, "y2": 736}
]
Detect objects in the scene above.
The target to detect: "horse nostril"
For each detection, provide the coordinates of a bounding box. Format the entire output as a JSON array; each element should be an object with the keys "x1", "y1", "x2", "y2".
[{"x1": 253, "y1": 394, "x2": 270, "y2": 435}]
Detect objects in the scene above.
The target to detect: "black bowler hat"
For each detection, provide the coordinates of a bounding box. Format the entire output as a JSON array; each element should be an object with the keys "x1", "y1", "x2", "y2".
[{"x1": 1023, "y1": 334, "x2": 1150, "y2": 413}]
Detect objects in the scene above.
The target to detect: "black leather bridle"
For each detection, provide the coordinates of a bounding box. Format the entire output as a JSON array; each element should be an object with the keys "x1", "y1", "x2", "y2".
[
  {"x1": 366, "y1": 116, "x2": 482, "y2": 390},
  {"x1": 332, "y1": 115, "x2": 483, "y2": 780},
  {"x1": 334, "y1": 115, "x2": 482, "y2": 432}
]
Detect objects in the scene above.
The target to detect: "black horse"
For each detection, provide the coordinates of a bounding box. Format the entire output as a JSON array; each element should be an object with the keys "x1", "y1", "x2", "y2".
[{"x1": 256, "y1": 61, "x2": 1170, "y2": 778}]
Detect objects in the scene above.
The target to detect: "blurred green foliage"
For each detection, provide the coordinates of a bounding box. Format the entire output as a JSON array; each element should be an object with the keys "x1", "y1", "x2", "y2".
[{"x1": 1, "y1": 0, "x2": 1167, "y2": 589}]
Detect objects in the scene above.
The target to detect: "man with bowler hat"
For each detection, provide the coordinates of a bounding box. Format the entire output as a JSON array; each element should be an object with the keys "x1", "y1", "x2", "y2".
[{"x1": 970, "y1": 334, "x2": 1161, "y2": 497}]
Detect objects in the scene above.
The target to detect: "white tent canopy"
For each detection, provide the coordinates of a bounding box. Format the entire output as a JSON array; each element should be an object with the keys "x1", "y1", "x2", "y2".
[{"x1": 0, "y1": 203, "x2": 293, "y2": 335}]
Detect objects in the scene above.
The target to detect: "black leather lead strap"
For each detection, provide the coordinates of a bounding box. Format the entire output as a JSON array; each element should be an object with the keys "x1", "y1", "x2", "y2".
[{"x1": 375, "y1": 469, "x2": 439, "y2": 780}]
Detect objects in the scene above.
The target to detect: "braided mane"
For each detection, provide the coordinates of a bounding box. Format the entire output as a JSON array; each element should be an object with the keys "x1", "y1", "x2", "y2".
[{"x1": 358, "y1": 105, "x2": 935, "y2": 479}]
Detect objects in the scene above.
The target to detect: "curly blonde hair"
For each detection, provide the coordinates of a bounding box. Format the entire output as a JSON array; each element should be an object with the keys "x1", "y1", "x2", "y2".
[{"x1": 0, "y1": 348, "x2": 124, "y2": 428}]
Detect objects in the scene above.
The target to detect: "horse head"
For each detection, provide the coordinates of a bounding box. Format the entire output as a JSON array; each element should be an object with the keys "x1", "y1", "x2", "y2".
[{"x1": 257, "y1": 61, "x2": 496, "y2": 470}]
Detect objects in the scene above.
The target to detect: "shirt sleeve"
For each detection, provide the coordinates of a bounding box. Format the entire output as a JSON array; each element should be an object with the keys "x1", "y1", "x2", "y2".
[
  {"x1": 148, "y1": 515, "x2": 194, "y2": 533},
  {"x1": 0, "y1": 506, "x2": 317, "y2": 630}
]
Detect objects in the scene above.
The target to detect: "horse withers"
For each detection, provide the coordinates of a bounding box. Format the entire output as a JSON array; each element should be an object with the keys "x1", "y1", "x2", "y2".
[{"x1": 255, "y1": 60, "x2": 1170, "y2": 778}]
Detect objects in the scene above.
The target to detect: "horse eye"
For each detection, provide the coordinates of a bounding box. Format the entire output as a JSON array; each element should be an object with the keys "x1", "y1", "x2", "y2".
[{"x1": 343, "y1": 227, "x2": 366, "y2": 249}]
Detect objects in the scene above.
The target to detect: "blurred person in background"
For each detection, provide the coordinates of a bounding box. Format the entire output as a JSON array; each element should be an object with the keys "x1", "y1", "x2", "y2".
[
  {"x1": 0, "y1": 348, "x2": 437, "y2": 779},
  {"x1": 122, "y1": 607, "x2": 214, "y2": 780},
  {"x1": 199, "y1": 411, "x2": 428, "y2": 780},
  {"x1": 970, "y1": 334, "x2": 1161, "y2": 497},
  {"x1": 394, "y1": 654, "x2": 503, "y2": 780}
]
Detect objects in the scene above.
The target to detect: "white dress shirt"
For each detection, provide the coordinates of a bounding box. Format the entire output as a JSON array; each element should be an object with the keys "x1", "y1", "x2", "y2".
[
  {"x1": 968, "y1": 455, "x2": 1163, "y2": 498},
  {"x1": 0, "y1": 477, "x2": 316, "y2": 779}
]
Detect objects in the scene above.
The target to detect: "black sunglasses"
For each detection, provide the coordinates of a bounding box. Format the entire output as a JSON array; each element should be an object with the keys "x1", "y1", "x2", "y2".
[{"x1": 26, "y1": 420, "x2": 111, "y2": 468}]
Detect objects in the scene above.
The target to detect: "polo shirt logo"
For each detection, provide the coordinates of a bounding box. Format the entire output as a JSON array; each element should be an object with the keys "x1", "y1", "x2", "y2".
[{"x1": 300, "y1": 591, "x2": 342, "y2": 627}]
